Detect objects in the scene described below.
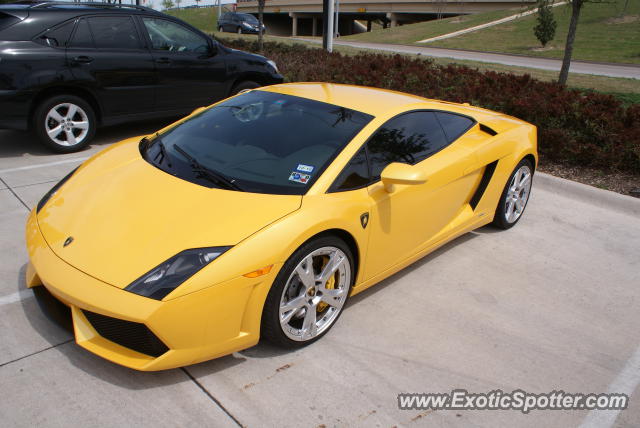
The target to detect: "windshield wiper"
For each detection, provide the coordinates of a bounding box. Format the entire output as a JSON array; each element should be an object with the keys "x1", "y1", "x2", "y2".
[
  {"x1": 141, "y1": 134, "x2": 172, "y2": 168},
  {"x1": 155, "y1": 140, "x2": 172, "y2": 168},
  {"x1": 173, "y1": 145, "x2": 243, "y2": 191}
]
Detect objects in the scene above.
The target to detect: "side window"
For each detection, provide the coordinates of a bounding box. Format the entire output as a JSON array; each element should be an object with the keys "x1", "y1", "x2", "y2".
[
  {"x1": 142, "y1": 18, "x2": 209, "y2": 53},
  {"x1": 38, "y1": 20, "x2": 75, "y2": 48},
  {"x1": 69, "y1": 18, "x2": 94, "y2": 49},
  {"x1": 368, "y1": 111, "x2": 448, "y2": 179},
  {"x1": 435, "y1": 112, "x2": 475, "y2": 143},
  {"x1": 87, "y1": 16, "x2": 141, "y2": 50},
  {"x1": 330, "y1": 147, "x2": 370, "y2": 192}
]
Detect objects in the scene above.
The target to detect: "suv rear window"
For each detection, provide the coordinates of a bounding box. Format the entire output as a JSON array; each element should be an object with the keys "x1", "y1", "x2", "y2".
[
  {"x1": 87, "y1": 16, "x2": 141, "y2": 50},
  {"x1": 37, "y1": 20, "x2": 75, "y2": 48},
  {"x1": 0, "y1": 12, "x2": 20, "y2": 31}
]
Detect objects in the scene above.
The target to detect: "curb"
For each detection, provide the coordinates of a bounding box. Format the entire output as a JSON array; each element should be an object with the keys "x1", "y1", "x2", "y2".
[{"x1": 535, "y1": 172, "x2": 640, "y2": 218}]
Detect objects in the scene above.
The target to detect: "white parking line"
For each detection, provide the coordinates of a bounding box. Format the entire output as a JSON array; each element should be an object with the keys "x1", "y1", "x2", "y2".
[
  {"x1": 0, "y1": 289, "x2": 33, "y2": 307},
  {"x1": 0, "y1": 157, "x2": 89, "y2": 175},
  {"x1": 579, "y1": 344, "x2": 640, "y2": 428}
]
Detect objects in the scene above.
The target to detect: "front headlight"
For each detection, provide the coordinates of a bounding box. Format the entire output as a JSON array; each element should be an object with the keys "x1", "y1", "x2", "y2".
[
  {"x1": 267, "y1": 59, "x2": 278, "y2": 73},
  {"x1": 36, "y1": 167, "x2": 78, "y2": 213},
  {"x1": 125, "y1": 247, "x2": 231, "y2": 300}
]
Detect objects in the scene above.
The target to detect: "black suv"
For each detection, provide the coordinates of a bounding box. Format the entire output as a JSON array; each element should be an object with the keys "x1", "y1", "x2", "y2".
[
  {"x1": 218, "y1": 12, "x2": 265, "y2": 34},
  {"x1": 0, "y1": 2, "x2": 282, "y2": 152}
]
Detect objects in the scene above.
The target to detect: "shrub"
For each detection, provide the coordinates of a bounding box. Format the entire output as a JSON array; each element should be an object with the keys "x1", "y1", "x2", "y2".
[{"x1": 224, "y1": 39, "x2": 640, "y2": 174}]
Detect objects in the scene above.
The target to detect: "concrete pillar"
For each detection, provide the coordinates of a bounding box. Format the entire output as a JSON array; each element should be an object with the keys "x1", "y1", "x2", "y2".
[
  {"x1": 386, "y1": 12, "x2": 398, "y2": 27},
  {"x1": 367, "y1": 19, "x2": 372, "y2": 32},
  {"x1": 312, "y1": 16, "x2": 318, "y2": 36},
  {"x1": 290, "y1": 13, "x2": 298, "y2": 36}
]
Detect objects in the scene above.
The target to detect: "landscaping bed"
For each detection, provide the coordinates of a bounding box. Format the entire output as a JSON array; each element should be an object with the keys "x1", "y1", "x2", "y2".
[{"x1": 223, "y1": 39, "x2": 640, "y2": 195}]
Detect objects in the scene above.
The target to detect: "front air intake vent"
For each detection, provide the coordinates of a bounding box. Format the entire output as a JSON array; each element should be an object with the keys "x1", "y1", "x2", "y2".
[{"x1": 82, "y1": 310, "x2": 169, "y2": 357}]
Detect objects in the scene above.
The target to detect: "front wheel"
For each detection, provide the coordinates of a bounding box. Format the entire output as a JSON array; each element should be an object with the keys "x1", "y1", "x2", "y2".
[
  {"x1": 492, "y1": 159, "x2": 534, "y2": 229},
  {"x1": 261, "y1": 236, "x2": 354, "y2": 348},
  {"x1": 230, "y1": 80, "x2": 260, "y2": 95},
  {"x1": 34, "y1": 95, "x2": 96, "y2": 153}
]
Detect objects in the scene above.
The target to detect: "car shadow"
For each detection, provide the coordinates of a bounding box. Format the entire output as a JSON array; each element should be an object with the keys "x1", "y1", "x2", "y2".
[
  {"x1": 0, "y1": 118, "x2": 176, "y2": 159},
  {"x1": 19, "y1": 222, "x2": 489, "y2": 386}
]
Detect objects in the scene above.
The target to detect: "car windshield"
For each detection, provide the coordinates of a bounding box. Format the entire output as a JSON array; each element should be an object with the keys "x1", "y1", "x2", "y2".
[
  {"x1": 141, "y1": 91, "x2": 373, "y2": 195},
  {"x1": 240, "y1": 14, "x2": 259, "y2": 24}
]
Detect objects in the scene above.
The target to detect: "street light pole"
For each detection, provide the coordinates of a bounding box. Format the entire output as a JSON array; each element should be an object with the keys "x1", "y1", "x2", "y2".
[
  {"x1": 334, "y1": 0, "x2": 339, "y2": 38},
  {"x1": 218, "y1": 0, "x2": 222, "y2": 18},
  {"x1": 326, "y1": 0, "x2": 334, "y2": 51}
]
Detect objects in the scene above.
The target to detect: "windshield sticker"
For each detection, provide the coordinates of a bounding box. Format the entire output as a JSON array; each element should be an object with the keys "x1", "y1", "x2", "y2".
[
  {"x1": 296, "y1": 164, "x2": 315, "y2": 173},
  {"x1": 289, "y1": 172, "x2": 311, "y2": 184}
]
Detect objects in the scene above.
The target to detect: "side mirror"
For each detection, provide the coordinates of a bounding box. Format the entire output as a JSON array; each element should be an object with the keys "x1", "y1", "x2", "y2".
[
  {"x1": 208, "y1": 39, "x2": 218, "y2": 56},
  {"x1": 380, "y1": 162, "x2": 427, "y2": 193}
]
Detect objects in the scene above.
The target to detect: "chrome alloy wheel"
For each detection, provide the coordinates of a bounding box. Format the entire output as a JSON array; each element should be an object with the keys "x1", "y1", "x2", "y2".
[
  {"x1": 279, "y1": 247, "x2": 351, "y2": 341},
  {"x1": 45, "y1": 103, "x2": 90, "y2": 147},
  {"x1": 505, "y1": 165, "x2": 532, "y2": 224}
]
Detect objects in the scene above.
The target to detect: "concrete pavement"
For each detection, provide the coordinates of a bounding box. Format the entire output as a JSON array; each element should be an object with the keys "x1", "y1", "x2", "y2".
[
  {"x1": 1, "y1": 124, "x2": 639, "y2": 427},
  {"x1": 296, "y1": 38, "x2": 640, "y2": 80}
]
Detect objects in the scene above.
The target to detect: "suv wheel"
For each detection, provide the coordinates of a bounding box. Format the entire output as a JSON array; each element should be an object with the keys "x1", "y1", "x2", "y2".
[
  {"x1": 35, "y1": 95, "x2": 96, "y2": 153},
  {"x1": 218, "y1": 25, "x2": 223, "y2": 32},
  {"x1": 231, "y1": 80, "x2": 260, "y2": 95},
  {"x1": 237, "y1": 26, "x2": 242, "y2": 34}
]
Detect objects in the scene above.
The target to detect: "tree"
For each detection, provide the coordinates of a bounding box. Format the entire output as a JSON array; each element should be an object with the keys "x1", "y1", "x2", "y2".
[
  {"x1": 161, "y1": 0, "x2": 174, "y2": 10},
  {"x1": 534, "y1": 0, "x2": 557, "y2": 47},
  {"x1": 558, "y1": 0, "x2": 589, "y2": 85},
  {"x1": 175, "y1": 0, "x2": 182, "y2": 9},
  {"x1": 258, "y1": 0, "x2": 265, "y2": 52},
  {"x1": 195, "y1": 0, "x2": 201, "y2": 6}
]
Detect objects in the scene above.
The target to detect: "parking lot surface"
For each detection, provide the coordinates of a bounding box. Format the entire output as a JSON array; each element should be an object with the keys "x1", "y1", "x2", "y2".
[{"x1": 1, "y1": 123, "x2": 639, "y2": 428}]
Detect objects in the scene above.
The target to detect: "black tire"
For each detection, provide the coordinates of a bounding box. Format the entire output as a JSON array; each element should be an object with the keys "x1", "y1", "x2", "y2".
[
  {"x1": 492, "y1": 158, "x2": 534, "y2": 230},
  {"x1": 218, "y1": 26, "x2": 223, "y2": 32},
  {"x1": 261, "y1": 235, "x2": 355, "y2": 349},
  {"x1": 237, "y1": 26, "x2": 242, "y2": 34},
  {"x1": 34, "y1": 94, "x2": 96, "y2": 153},
  {"x1": 230, "y1": 80, "x2": 260, "y2": 95}
]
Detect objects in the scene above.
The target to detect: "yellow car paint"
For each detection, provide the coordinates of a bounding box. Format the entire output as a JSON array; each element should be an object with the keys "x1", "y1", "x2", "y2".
[{"x1": 26, "y1": 83, "x2": 537, "y2": 370}]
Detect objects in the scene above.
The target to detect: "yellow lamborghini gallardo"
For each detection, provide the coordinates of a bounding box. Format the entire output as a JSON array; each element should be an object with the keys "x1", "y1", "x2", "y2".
[{"x1": 26, "y1": 83, "x2": 537, "y2": 370}]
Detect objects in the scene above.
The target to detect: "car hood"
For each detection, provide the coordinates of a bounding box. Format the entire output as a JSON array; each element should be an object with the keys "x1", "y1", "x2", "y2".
[{"x1": 37, "y1": 139, "x2": 302, "y2": 288}]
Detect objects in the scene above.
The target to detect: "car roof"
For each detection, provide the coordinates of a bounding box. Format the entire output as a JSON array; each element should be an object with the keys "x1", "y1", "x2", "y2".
[
  {"x1": 3, "y1": 1, "x2": 162, "y2": 15},
  {"x1": 261, "y1": 83, "x2": 498, "y2": 119}
]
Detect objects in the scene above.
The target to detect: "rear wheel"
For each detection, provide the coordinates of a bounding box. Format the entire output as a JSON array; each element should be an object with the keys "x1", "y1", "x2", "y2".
[
  {"x1": 262, "y1": 236, "x2": 354, "y2": 348},
  {"x1": 34, "y1": 95, "x2": 96, "y2": 153},
  {"x1": 237, "y1": 26, "x2": 242, "y2": 34},
  {"x1": 492, "y1": 159, "x2": 534, "y2": 229},
  {"x1": 218, "y1": 25, "x2": 223, "y2": 32}
]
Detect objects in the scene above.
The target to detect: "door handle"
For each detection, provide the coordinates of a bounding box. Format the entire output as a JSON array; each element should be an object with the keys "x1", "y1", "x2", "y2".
[
  {"x1": 155, "y1": 57, "x2": 171, "y2": 64},
  {"x1": 72, "y1": 56, "x2": 94, "y2": 64}
]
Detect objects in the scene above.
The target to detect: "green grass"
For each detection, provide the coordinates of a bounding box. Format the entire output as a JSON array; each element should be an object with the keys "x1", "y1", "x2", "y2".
[
  {"x1": 343, "y1": 7, "x2": 527, "y2": 45},
  {"x1": 215, "y1": 33, "x2": 640, "y2": 100},
  {"x1": 164, "y1": 7, "x2": 220, "y2": 33},
  {"x1": 429, "y1": 0, "x2": 640, "y2": 64}
]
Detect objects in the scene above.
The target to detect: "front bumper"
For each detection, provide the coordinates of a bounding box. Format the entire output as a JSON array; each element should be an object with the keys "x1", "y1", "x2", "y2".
[{"x1": 25, "y1": 209, "x2": 280, "y2": 370}]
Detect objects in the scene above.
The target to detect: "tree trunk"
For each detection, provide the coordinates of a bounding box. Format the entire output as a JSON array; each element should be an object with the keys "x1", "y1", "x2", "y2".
[
  {"x1": 558, "y1": 0, "x2": 582, "y2": 85},
  {"x1": 258, "y1": 0, "x2": 265, "y2": 53}
]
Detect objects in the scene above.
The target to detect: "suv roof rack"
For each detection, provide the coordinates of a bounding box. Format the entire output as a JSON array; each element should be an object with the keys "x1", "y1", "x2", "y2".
[{"x1": 29, "y1": 2, "x2": 157, "y2": 13}]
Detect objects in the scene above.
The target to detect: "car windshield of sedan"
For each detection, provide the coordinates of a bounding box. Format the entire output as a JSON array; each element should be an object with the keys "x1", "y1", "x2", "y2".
[{"x1": 142, "y1": 91, "x2": 373, "y2": 195}]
